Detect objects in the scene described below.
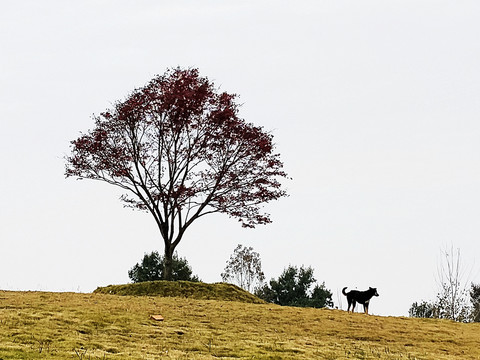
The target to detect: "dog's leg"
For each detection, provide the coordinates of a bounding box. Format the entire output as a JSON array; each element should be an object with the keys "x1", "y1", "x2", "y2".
[
  {"x1": 364, "y1": 300, "x2": 370, "y2": 314},
  {"x1": 351, "y1": 301, "x2": 356, "y2": 313}
]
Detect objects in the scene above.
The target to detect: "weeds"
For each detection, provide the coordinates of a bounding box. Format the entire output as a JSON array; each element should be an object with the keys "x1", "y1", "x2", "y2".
[
  {"x1": 74, "y1": 347, "x2": 107, "y2": 360},
  {"x1": 74, "y1": 348, "x2": 88, "y2": 359},
  {"x1": 202, "y1": 337, "x2": 215, "y2": 352},
  {"x1": 36, "y1": 338, "x2": 52, "y2": 354}
]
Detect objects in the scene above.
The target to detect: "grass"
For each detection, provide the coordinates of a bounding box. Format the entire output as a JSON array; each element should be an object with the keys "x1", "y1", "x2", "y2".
[
  {"x1": 0, "y1": 283, "x2": 478, "y2": 359},
  {"x1": 93, "y1": 281, "x2": 265, "y2": 304}
]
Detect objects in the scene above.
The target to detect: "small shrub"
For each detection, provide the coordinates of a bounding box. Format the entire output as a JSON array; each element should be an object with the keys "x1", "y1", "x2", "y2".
[
  {"x1": 128, "y1": 251, "x2": 200, "y2": 282},
  {"x1": 255, "y1": 265, "x2": 333, "y2": 308}
]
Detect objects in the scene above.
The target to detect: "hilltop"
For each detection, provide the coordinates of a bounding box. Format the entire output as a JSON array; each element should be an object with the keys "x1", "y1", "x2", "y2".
[{"x1": 0, "y1": 288, "x2": 478, "y2": 359}]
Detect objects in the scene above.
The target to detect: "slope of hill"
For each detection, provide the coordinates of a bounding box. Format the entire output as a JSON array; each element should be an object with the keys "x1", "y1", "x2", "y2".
[
  {"x1": 93, "y1": 280, "x2": 265, "y2": 304},
  {"x1": 0, "y1": 290, "x2": 478, "y2": 359}
]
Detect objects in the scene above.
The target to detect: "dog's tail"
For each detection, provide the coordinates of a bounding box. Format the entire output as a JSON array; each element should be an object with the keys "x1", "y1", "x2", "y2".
[{"x1": 342, "y1": 287, "x2": 348, "y2": 296}]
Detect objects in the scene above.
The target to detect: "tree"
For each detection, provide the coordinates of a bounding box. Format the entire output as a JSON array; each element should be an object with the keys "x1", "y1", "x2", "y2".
[
  {"x1": 221, "y1": 244, "x2": 265, "y2": 292},
  {"x1": 408, "y1": 301, "x2": 436, "y2": 319},
  {"x1": 409, "y1": 247, "x2": 475, "y2": 322},
  {"x1": 255, "y1": 265, "x2": 333, "y2": 308},
  {"x1": 435, "y1": 246, "x2": 471, "y2": 322},
  {"x1": 65, "y1": 68, "x2": 288, "y2": 280},
  {"x1": 128, "y1": 251, "x2": 200, "y2": 283},
  {"x1": 470, "y1": 283, "x2": 480, "y2": 322}
]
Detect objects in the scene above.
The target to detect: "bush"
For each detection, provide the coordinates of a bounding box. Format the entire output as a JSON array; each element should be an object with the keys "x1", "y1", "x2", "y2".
[
  {"x1": 471, "y1": 283, "x2": 480, "y2": 322},
  {"x1": 409, "y1": 301, "x2": 436, "y2": 318},
  {"x1": 409, "y1": 283, "x2": 480, "y2": 322},
  {"x1": 255, "y1": 265, "x2": 333, "y2": 308},
  {"x1": 128, "y1": 251, "x2": 200, "y2": 282}
]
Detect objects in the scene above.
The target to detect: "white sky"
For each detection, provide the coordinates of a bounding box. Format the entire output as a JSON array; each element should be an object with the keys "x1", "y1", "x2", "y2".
[{"x1": 1, "y1": 0, "x2": 480, "y2": 316}]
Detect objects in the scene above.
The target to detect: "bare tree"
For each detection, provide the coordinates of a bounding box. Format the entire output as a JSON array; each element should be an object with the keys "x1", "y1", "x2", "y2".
[
  {"x1": 435, "y1": 246, "x2": 472, "y2": 322},
  {"x1": 221, "y1": 244, "x2": 265, "y2": 292}
]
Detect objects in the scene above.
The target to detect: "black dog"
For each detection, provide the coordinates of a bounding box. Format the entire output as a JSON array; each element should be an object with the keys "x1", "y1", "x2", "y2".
[{"x1": 342, "y1": 287, "x2": 379, "y2": 314}]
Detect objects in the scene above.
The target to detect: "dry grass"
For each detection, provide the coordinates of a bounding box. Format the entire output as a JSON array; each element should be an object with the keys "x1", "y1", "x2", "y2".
[
  {"x1": 93, "y1": 281, "x2": 265, "y2": 304},
  {"x1": 0, "y1": 290, "x2": 479, "y2": 359}
]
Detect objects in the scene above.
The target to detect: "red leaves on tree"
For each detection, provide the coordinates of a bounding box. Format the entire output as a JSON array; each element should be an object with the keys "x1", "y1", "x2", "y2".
[{"x1": 65, "y1": 67, "x2": 289, "y2": 258}]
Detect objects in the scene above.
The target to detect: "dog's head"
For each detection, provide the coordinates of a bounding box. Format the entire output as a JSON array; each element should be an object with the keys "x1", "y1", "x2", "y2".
[{"x1": 369, "y1": 287, "x2": 379, "y2": 296}]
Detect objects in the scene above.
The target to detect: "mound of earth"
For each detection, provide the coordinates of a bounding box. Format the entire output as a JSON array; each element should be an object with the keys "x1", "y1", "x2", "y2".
[{"x1": 94, "y1": 281, "x2": 265, "y2": 304}]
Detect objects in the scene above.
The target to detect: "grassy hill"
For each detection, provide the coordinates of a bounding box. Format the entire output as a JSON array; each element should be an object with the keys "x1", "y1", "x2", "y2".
[
  {"x1": 0, "y1": 283, "x2": 478, "y2": 359},
  {"x1": 93, "y1": 280, "x2": 265, "y2": 304}
]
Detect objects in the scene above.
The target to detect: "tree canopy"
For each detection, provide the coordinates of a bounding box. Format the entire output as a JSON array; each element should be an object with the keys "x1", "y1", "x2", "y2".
[
  {"x1": 65, "y1": 67, "x2": 288, "y2": 279},
  {"x1": 255, "y1": 265, "x2": 333, "y2": 308}
]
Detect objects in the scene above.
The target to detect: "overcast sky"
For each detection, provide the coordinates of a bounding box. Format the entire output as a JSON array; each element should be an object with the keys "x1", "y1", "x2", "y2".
[{"x1": 1, "y1": 1, "x2": 480, "y2": 316}]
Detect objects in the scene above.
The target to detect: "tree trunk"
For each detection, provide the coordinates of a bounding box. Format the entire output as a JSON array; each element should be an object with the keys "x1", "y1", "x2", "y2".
[
  {"x1": 164, "y1": 245, "x2": 174, "y2": 281},
  {"x1": 161, "y1": 223, "x2": 185, "y2": 281}
]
